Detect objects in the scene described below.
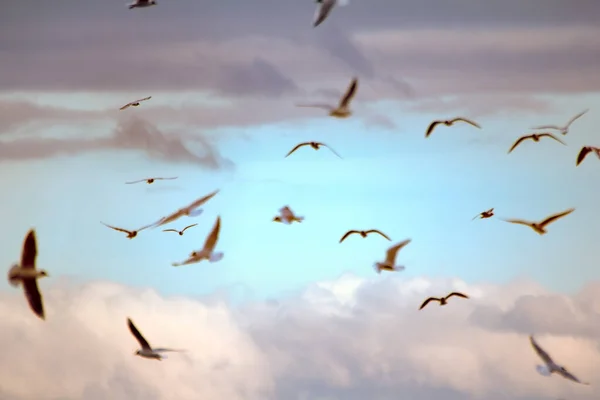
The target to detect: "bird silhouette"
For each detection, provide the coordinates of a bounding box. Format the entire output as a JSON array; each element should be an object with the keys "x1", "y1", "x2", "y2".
[
  {"x1": 339, "y1": 229, "x2": 391, "y2": 243},
  {"x1": 425, "y1": 117, "x2": 481, "y2": 138}
]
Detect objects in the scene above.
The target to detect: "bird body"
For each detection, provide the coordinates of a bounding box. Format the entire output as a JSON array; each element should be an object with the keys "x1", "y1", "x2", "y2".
[
  {"x1": 285, "y1": 141, "x2": 342, "y2": 158},
  {"x1": 127, "y1": 318, "x2": 181, "y2": 361},
  {"x1": 7, "y1": 230, "x2": 47, "y2": 320},
  {"x1": 373, "y1": 239, "x2": 411, "y2": 274},
  {"x1": 296, "y1": 77, "x2": 358, "y2": 119},
  {"x1": 172, "y1": 216, "x2": 223, "y2": 267},
  {"x1": 530, "y1": 109, "x2": 588, "y2": 135},
  {"x1": 273, "y1": 206, "x2": 304, "y2": 225},
  {"x1": 128, "y1": 0, "x2": 156, "y2": 10},
  {"x1": 313, "y1": 0, "x2": 337, "y2": 27},
  {"x1": 425, "y1": 117, "x2": 481, "y2": 138},
  {"x1": 576, "y1": 146, "x2": 600, "y2": 166},
  {"x1": 163, "y1": 223, "x2": 198, "y2": 236},
  {"x1": 119, "y1": 96, "x2": 152, "y2": 109},
  {"x1": 419, "y1": 292, "x2": 469, "y2": 310},
  {"x1": 339, "y1": 229, "x2": 391, "y2": 243},
  {"x1": 508, "y1": 133, "x2": 565, "y2": 154},
  {"x1": 125, "y1": 176, "x2": 177, "y2": 185},
  {"x1": 153, "y1": 189, "x2": 219, "y2": 228},
  {"x1": 473, "y1": 208, "x2": 494, "y2": 220},
  {"x1": 530, "y1": 335, "x2": 589, "y2": 385},
  {"x1": 503, "y1": 208, "x2": 574, "y2": 235}
]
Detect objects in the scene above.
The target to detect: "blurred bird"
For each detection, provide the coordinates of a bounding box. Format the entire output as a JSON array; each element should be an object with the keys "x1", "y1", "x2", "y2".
[
  {"x1": 576, "y1": 146, "x2": 600, "y2": 166},
  {"x1": 425, "y1": 117, "x2": 481, "y2": 138},
  {"x1": 101, "y1": 222, "x2": 153, "y2": 239},
  {"x1": 127, "y1": 318, "x2": 183, "y2": 361},
  {"x1": 529, "y1": 335, "x2": 589, "y2": 385},
  {"x1": 297, "y1": 77, "x2": 358, "y2": 118},
  {"x1": 339, "y1": 229, "x2": 391, "y2": 243},
  {"x1": 163, "y1": 224, "x2": 198, "y2": 236},
  {"x1": 125, "y1": 176, "x2": 178, "y2": 185},
  {"x1": 472, "y1": 208, "x2": 494, "y2": 221},
  {"x1": 7, "y1": 230, "x2": 48, "y2": 320},
  {"x1": 313, "y1": 0, "x2": 337, "y2": 27},
  {"x1": 419, "y1": 292, "x2": 469, "y2": 310},
  {"x1": 285, "y1": 142, "x2": 342, "y2": 158},
  {"x1": 502, "y1": 208, "x2": 575, "y2": 235},
  {"x1": 373, "y1": 239, "x2": 411, "y2": 274},
  {"x1": 153, "y1": 189, "x2": 219, "y2": 228},
  {"x1": 172, "y1": 216, "x2": 223, "y2": 267},
  {"x1": 273, "y1": 206, "x2": 304, "y2": 225},
  {"x1": 119, "y1": 96, "x2": 152, "y2": 109},
  {"x1": 508, "y1": 133, "x2": 565, "y2": 154},
  {"x1": 531, "y1": 109, "x2": 589, "y2": 135}
]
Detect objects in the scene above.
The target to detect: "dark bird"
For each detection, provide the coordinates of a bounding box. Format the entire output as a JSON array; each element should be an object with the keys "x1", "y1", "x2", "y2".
[
  {"x1": 508, "y1": 133, "x2": 566, "y2": 154},
  {"x1": 530, "y1": 335, "x2": 589, "y2": 385},
  {"x1": 127, "y1": 318, "x2": 183, "y2": 361},
  {"x1": 472, "y1": 208, "x2": 494, "y2": 221},
  {"x1": 296, "y1": 77, "x2": 358, "y2": 118},
  {"x1": 502, "y1": 208, "x2": 575, "y2": 235},
  {"x1": 576, "y1": 146, "x2": 600, "y2": 166},
  {"x1": 339, "y1": 229, "x2": 391, "y2": 243},
  {"x1": 101, "y1": 222, "x2": 154, "y2": 239},
  {"x1": 119, "y1": 96, "x2": 152, "y2": 110},
  {"x1": 7, "y1": 230, "x2": 48, "y2": 320},
  {"x1": 285, "y1": 142, "x2": 342, "y2": 158},
  {"x1": 163, "y1": 223, "x2": 198, "y2": 236},
  {"x1": 530, "y1": 109, "x2": 589, "y2": 135},
  {"x1": 125, "y1": 176, "x2": 178, "y2": 185},
  {"x1": 425, "y1": 117, "x2": 481, "y2": 138},
  {"x1": 419, "y1": 292, "x2": 469, "y2": 310}
]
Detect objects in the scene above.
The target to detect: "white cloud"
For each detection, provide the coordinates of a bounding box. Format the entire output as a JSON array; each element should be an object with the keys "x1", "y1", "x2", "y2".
[{"x1": 0, "y1": 275, "x2": 598, "y2": 400}]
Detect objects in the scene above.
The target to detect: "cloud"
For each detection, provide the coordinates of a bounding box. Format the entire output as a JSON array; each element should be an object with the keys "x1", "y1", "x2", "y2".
[{"x1": 0, "y1": 275, "x2": 598, "y2": 400}]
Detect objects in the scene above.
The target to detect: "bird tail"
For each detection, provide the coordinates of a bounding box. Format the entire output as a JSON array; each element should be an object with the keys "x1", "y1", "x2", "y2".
[
  {"x1": 295, "y1": 216, "x2": 305, "y2": 223},
  {"x1": 189, "y1": 208, "x2": 204, "y2": 217},
  {"x1": 209, "y1": 252, "x2": 224, "y2": 263},
  {"x1": 372, "y1": 264, "x2": 382, "y2": 274}
]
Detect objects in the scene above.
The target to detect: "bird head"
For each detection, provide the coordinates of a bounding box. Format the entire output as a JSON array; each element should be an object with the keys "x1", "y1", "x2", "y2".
[
  {"x1": 273, "y1": 216, "x2": 281, "y2": 223},
  {"x1": 39, "y1": 270, "x2": 49, "y2": 278},
  {"x1": 134, "y1": 350, "x2": 141, "y2": 356}
]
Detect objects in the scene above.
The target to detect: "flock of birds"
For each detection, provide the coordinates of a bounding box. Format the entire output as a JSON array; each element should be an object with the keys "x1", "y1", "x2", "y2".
[{"x1": 4, "y1": 0, "x2": 595, "y2": 395}]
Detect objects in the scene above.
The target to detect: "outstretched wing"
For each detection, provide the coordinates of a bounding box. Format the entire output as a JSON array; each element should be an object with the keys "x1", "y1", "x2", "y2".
[
  {"x1": 162, "y1": 229, "x2": 179, "y2": 233},
  {"x1": 285, "y1": 142, "x2": 311, "y2": 158},
  {"x1": 508, "y1": 136, "x2": 531, "y2": 153},
  {"x1": 125, "y1": 179, "x2": 147, "y2": 184},
  {"x1": 181, "y1": 223, "x2": 198, "y2": 233},
  {"x1": 135, "y1": 96, "x2": 152, "y2": 103},
  {"x1": 539, "y1": 133, "x2": 566, "y2": 146},
  {"x1": 530, "y1": 124, "x2": 560, "y2": 131},
  {"x1": 538, "y1": 208, "x2": 575, "y2": 228},
  {"x1": 119, "y1": 102, "x2": 134, "y2": 111},
  {"x1": 425, "y1": 120, "x2": 442, "y2": 138},
  {"x1": 338, "y1": 77, "x2": 358, "y2": 109},
  {"x1": 529, "y1": 335, "x2": 554, "y2": 366},
  {"x1": 23, "y1": 279, "x2": 44, "y2": 320},
  {"x1": 503, "y1": 218, "x2": 533, "y2": 227},
  {"x1": 419, "y1": 297, "x2": 439, "y2": 310},
  {"x1": 128, "y1": 318, "x2": 151, "y2": 350},
  {"x1": 186, "y1": 189, "x2": 220, "y2": 210},
  {"x1": 451, "y1": 117, "x2": 481, "y2": 129},
  {"x1": 366, "y1": 230, "x2": 391, "y2": 241},
  {"x1": 566, "y1": 109, "x2": 588, "y2": 126},
  {"x1": 317, "y1": 143, "x2": 343, "y2": 159},
  {"x1": 339, "y1": 230, "x2": 359, "y2": 243},
  {"x1": 385, "y1": 239, "x2": 411, "y2": 264},
  {"x1": 202, "y1": 216, "x2": 221, "y2": 252},
  {"x1": 313, "y1": 0, "x2": 336, "y2": 27},
  {"x1": 155, "y1": 176, "x2": 178, "y2": 181},
  {"x1": 153, "y1": 348, "x2": 185, "y2": 353},
  {"x1": 100, "y1": 222, "x2": 131, "y2": 234},
  {"x1": 21, "y1": 229, "x2": 37, "y2": 269},
  {"x1": 446, "y1": 292, "x2": 469, "y2": 300},
  {"x1": 576, "y1": 146, "x2": 592, "y2": 166},
  {"x1": 557, "y1": 369, "x2": 590, "y2": 385}
]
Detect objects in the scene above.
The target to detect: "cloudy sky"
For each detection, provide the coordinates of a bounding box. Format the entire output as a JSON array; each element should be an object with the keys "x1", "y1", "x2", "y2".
[{"x1": 1, "y1": 0, "x2": 599, "y2": 399}]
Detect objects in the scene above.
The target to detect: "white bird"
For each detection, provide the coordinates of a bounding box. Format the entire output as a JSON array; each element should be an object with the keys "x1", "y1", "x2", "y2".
[
  {"x1": 373, "y1": 239, "x2": 411, "y2": 274},
  {"x1": 119, "y1": 96, "x2": 152, "y2": 110},
  {"x1": 529, "y1": 335, "x2": 589, "y2": 385},
  {"x1": 127, "y1": 0, "x2": 156, "y2": 10},
  {"x1": 7, "y1": 229, "x2": 48, "y2": 320},
  {"x1": 172, "y1": 216, "x2": 223, "y2": 267},
  {"x1": 152, "y1": 189, "x2": 219, "y2": 228},
  {"x1": 296, "y1": 77, "x2": 358, "y2": 118},
  {"x1": 530, "y1": 109, "x2": 589, "y2": 135},
  {"x1": 313, "y1": 0, "x2": 337, "y2": 28},
  {"x1": 273, "y1": 206, "x2": 304, "y2": 225},
  {"x1": 127, "y1": 318, "x2": 183, "y2": 361}
]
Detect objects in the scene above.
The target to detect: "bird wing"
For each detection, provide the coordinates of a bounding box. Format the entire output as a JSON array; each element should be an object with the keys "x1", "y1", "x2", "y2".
[
  {"x1": 557, "y1": 368, "x2": 589, "y2": 385},
  {"x1": 23, "y1": 279, "x2": 44, "y2": 320},
  {"x1": 530, "y1": 124, "x2": 560, "y2": 130},
  {"x1": 153, "y1": 348, "x2": 185, "y2": 353},
  {"x1": 317, "y1": 142, "x2": 343, "y2": 159},
  {"x1": 539, "y1": 133, "x2": 566, "y2": 145},
  {"x1": 202, "y1": 216, "x2": 221, "y2": 252},
  {"x1": 446, "y1": 292, "x2": 469, "y2": 300},
  {"x1": 451, "y1": 117, "x2": 481, "y2": 129},
  {"x1": 508, "y1": 135, "x2": 531, "y2": 153},
  {"x1": 135, "y1": 96, "x2": 152, "y2": 103},
  {"x1": 472, "y1": 213, "x2": 482, "y2": 221},
  {"x1": 162, "y1": 229, "x2": 179, "y2": 233},
  {"x1": 365, "y1": 230, "x2": 391, "y2": 241},
  {"x1": 538, "y1": 208, "x2": 575, "y2": 228},
  {"x1": 285, "y1": 142, "x2": 311, "y2": 158},
  {"x1": 295, "y1": 103, "x2": 333, "y2": 111},
  {"x1": 125, "y1": 179, "x2": 147, "y2": 184},
  {"x1": 279, "y1": 206, "x2": 295, "y2": 219},
  {"x1": 186, "y1": 189, "x2": 220, "y2": 210},
  {"x1": 576, "y1": 147, "x2": 592, "y2": 166},
  {"x1": 313, "y1": 0, "x2": 335, "y2": 27},
  {"x1": 20, "y1": 230, "x2": 37, "y2": 269},
  {"x1": 425, "y1": 121, "x2": 442, "y2": 137},
  {"x1": 503, "y1": 218, "x2": 534, "y2": 227},
  {"x1": 154, "y1": 176, "x2": 178, "y2": 181},
  {"x1": 385, "y1": 239, "x2": 411, "y2": 264},
  {"x1": 101, "y1": 222, "x2": 131, "y2": 234},
  {"x1": 136, "y1": 222, "x2": 155, "y2": 233},
  {"x1": 566, "y1": 109, "x2": 588, "y2": 126},
  {"x1": 127, "y1": 318, "x2": 152, "y2": 350},
  {"x1": 119, "y1": 102, "x2": 134, "y2": 111},
  {"x1": 529, "y1": 335, "x2": 554, "y2": 366},
  {"x1": 339, "y1": 230, "x2": 360, "y2": 243},
  {"x1": 181, "y1": 223, "x2": 198, "y2": 233},
  {"x1": 419, "y1": 297, "x2": 439, "y2": 310},
  {"x1": 338, "y1": 77, "x2": 358, "y2": 109}
]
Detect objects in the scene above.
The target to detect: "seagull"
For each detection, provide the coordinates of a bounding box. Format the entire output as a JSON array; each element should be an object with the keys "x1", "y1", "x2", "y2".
[
  {"x1": 100, "y1": 221, "x2": 154, "y2": 239},
  {"x1": 273, "y1": 206, "x2": 304, "y2": 225},
  {"x1": 296, "y1": 77, "x2": 358, "y2": 118},
  {"x1": 125, "y1": 176, "x2": 178, "y2": 185},
  {"x1": 529, "y1": 335, "x2": 589, "y2": 385},
  {"x1": 119, "y1": 96, "x2": 152, "y2": 110},
  {"x1": 531, "y1": 109, "x2": 589, "y2": 135},
  {"x1": 339, "y1": 229, "x2": 391, "y2": 243},
  {"x1": 7, "y1": 230, "x2": 48, "y2": 320},
  {"x1": 502, "y1": 208, "x2": 575, "y2": 235},
  {"x1": 163, "y1": 223, "x2": 198, "y2": 236},
  {"x1": 425, "y1": 117, "x2": 481, "y2": 138},
  {"x1": 576, "y1": 146, "x2": 600, "y2": 166},
  {"x1": 172, "y1": 216, "x2": 223, "y2": 267},
  {"x1": 508, "y1": 133, "x2": 566, "y2": 154},
  {"x1": 127, "y1": 0, "x2": 156, "y2": 10},
  {"x1": 285, "y1": 142, "x2": 342, "y2": 158},
  {"x1": 313, "y1": 0, "x2": 337, "y2": 28},
  {"x1": 152, "y1": 189, "x2": 219, "y2": 228},
  {"x1": 419, "y1": 292, "x2": 469, "y2": 310},
  {"x1": 127, "y1": 318, "x2": 182, "y2": 361},
  {"x1": 472, "y1": 208, "x2": 494, "y2": 221},
  {"x1": 373, "y1": 239, "x2": 411, "y2": 274}
]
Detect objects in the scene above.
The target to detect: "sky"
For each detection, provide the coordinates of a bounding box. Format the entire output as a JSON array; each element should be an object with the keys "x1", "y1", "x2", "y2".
[{"x1": 0, "y1": 0, "x2": 599, "y2": 399}]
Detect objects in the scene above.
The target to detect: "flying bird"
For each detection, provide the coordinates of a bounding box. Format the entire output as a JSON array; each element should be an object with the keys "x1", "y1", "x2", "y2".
[
  {"x1": 529, "y1": 335, "x2": 589, "y2": 385},
  {"x1": 425, "y1": 117, "x2": 481, "y2": 138},
  {"x1": 373, "y1": 239, "x2": 411, "y2": 274},
  {"x1": 576, "y1": 146, "x2": 600, "y2": 166},
  {"x1": 472, "y1": 208, "x2": 494, "y2": 221},
  {"x1": 125, "y1": 176, "x2": 178, "y2": 185},
  {"x1": 119, "y1": 96, "x2": 152, "y2": 110},
  {"x1": 152, "y1": 189, "x2": 219, "y2": 228},
  {"x1": 507, "y1": 133, "x2": 566, "y2": 154},
  {"x1": 273, "y1": 206, "x2": 304, "y2": 225},
  {"x1": 502, "y1": 208, "x2": 575, "y2": 235},
  {"x1": 172, "y1": 216, "x2": 223, "y2": 267},
  {"x1": 419, "y1": 292, "x2": 469, "y2": 310},
  {"x1": 313, "y1": 0, "x2": 337, "y2": 27},
  {"x1": 100, "y1": 222, "x2": 153, "y2": 239},
  {"x1": 127, "y1": 318, "x2": 182, "y2": 361},
  {"x1": 296, "y1": 77, "x2": 358, "y2": 118},
  {"x1": 163, "y1": 223, "x2": 198, "y2": 236},
  {"x1": 531, "y1": 109, "x2": 589, "y2": 135},
  {"x1": 7, "y1": 230, "x2": 48, "y2": 320},
  {"x1": 339, "y1": 229, "x2": 391, "y2": 243},
  {"x1": 285, "y1": 142, "x2": 342, "y2": 158}
]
